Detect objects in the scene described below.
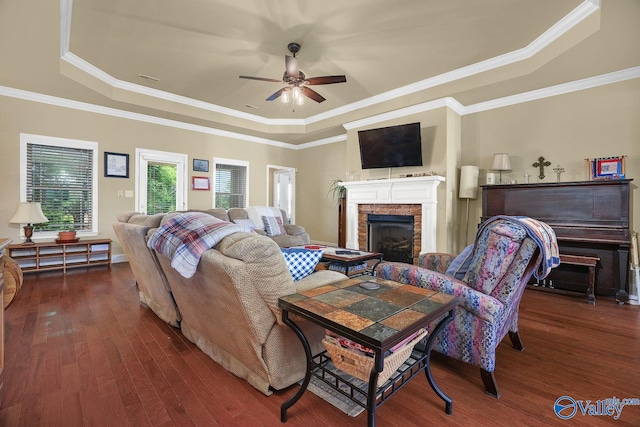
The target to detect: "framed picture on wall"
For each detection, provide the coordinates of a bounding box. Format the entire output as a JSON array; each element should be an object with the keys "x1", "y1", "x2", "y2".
[
  {"x1": 192, "y1": 176, "x2": 210, "y2": 190},
  {"x1": 586, "y1": 156, "x2": 626, "y2": 180},
  {"x1": 104, "y1": 152, "x2": 129, "y2": 178},
  {"x1": 193, "y1": 159, "x2": 209, "y2": 172}
]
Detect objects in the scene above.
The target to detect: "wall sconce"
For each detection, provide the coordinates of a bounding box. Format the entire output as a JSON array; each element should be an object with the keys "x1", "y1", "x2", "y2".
[
  {"x1": 491, "y1": 153, "x2": 512, "y2": 184},
  {"x1": 9, "y1": 202, "x2": 49, "y2": 245},
  {"x1": 459, "y1": 166, "x2": 479, "y2": 246}
]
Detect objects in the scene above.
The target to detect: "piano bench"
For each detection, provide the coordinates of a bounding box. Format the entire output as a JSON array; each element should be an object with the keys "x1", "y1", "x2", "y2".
[{"x1": 559, "y1": 254, "x2": 600, "y2": 305}]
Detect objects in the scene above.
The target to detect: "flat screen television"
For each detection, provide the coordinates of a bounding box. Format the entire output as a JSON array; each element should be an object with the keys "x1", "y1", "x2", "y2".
[{"x1": 358, "y1": 122, "x2": 423, "y2": 169}]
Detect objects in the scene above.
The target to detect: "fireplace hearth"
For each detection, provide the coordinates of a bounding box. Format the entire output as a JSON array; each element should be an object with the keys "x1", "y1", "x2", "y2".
[{"x1": 367, "y1": 214, "x2": 414, "y2": 263}]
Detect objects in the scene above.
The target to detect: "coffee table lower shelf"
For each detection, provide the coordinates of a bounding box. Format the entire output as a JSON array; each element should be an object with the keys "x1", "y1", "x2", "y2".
[
  {"x1": 307, "y1": 346, "x2": 440, "y2": 412},
  {"x1": 280, "y1": 309, "x2": 454, "y2": 427}
]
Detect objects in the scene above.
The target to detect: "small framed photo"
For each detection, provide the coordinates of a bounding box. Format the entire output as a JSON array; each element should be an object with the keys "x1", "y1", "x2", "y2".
[
  {"x1": 193, "y1": 159, "x2": 209, "y2": 172},
  {"x1": 104, "y1": 152, "x2": 129, "y2": 178},
  {"x1": 586, "y1": 156, "x2": 626, "y2": 180},
  {"x1": 192, "y1": 176, "x2": 210, "y2": 191}
]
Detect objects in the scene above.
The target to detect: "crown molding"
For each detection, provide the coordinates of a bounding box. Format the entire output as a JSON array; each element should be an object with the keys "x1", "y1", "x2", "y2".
[
  {"x1": 343, "y1": 98, "x2": 464, "y2": 130},
  {"x1": 59, "y1": 0, "x2": 601, "y2": 129},
  {"x1": 0, "y1": 85, "x2": 296, "y2": 149},
  {"x1": 2, "y1": 65, "x2": 638, "y2": 151},
  {"x1": 464, "y1": 66, "x2": 640, "y2": 114}
]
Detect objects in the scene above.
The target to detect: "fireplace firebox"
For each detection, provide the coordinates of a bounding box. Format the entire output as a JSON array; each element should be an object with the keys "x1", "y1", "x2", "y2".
[{"x1": 367, "y1": 214, "x2": 414, "y2": 263}]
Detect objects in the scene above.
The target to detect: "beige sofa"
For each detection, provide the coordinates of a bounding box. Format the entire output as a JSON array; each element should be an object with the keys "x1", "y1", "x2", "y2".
[{"x1": 113, "y1": 210, "x2": 346, "y2": 395}]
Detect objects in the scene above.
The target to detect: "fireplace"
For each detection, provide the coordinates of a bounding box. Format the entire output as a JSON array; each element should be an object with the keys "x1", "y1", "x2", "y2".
[
  {"x1": 341, "y1": 176, "x2": 444, "y2": 260},
  {"x1": 367, "y1": 214, "x2": 414, "y2": 263}
]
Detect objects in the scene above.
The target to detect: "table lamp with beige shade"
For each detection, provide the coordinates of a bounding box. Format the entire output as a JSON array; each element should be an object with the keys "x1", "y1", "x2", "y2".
[
  {"x1": 491, "y1": 153, "x2": 512, "y2": 184},
  {"x1": 9, "y1": 202, "x2": 49, "y2": 245}
]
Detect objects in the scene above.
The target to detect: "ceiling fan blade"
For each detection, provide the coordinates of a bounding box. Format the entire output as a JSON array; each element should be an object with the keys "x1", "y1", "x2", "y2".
[
  {"x1": 305, "y1": 75, "x2": 347, "y2": 85},
  {"x1": 285, "y1": 55, "x2": 298, "y2": 79},
  {"x1": 239, "y1": 75, "x2": 282, "y2": 83},
  {"x1": 266, "y1": 87, "x2": 287, "y2": 101},
  {"x1": 300, "y1": 86, "x2": 326, "y2": 103}
]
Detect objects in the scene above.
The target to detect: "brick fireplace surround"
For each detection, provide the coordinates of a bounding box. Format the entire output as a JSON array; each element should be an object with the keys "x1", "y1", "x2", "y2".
[
  {"x1": 358, "y1": 204, "x2": 422, "y2": 264},
  {"x1": 341, "y1": 176, "x2": 445, "y2": 260}
]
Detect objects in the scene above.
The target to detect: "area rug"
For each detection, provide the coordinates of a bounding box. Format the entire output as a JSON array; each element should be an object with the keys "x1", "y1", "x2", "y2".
[{"x1": 306, "y1": 360, "x2": 368, "y2": 417}]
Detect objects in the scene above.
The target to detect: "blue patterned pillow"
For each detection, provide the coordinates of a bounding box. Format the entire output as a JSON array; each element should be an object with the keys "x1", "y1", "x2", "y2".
[
  {"x1": 281, "y1": 248, "x2": 324, "y2": 281},
  {"x1": 445, "y1": 244, "x2": 474, "y2": 280}
]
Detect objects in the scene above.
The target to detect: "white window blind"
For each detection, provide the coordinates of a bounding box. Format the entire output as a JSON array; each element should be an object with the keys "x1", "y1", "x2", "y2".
[
  {"x1": 214, "y1": 162, "x2": 247, "y2": 208},
  {"x1": 26, "y1": 142, "x2": 94, "y2": 232}
]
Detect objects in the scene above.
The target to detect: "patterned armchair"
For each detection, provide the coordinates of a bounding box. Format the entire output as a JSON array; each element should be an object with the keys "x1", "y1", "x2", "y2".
[{"x1": 375, "y1": 216, "x2": 557, "y2": 397}]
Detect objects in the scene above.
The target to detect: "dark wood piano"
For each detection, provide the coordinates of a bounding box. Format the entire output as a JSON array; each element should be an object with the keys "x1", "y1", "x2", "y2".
[{"x1": 481, "y1": 179, "x2": 632, "y2": 302}]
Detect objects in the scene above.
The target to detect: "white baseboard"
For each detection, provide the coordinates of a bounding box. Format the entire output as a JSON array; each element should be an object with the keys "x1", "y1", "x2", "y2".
[{"x1": 112, "y1": 253, "x2": 128, "y2": 263}]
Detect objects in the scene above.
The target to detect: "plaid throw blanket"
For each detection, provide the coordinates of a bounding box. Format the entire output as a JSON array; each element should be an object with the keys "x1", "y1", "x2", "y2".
[
  {"x1": 478, "y1": 215, "x2": 560, "y2": 280},
  {"x1": 148, "y1": 212, "x2": 249, "y2": 278}
]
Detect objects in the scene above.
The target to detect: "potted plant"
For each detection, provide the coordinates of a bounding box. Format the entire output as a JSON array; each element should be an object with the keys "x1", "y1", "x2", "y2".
[
  {"x1": 57, "y1": 214, "x2": 77, "y2": 241},
  {"x1": 327, "y1": 179, "x2": 346, "y2": 202}
]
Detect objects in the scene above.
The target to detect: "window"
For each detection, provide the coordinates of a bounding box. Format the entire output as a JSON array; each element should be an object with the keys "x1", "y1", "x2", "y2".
[
  {"x1": 136, "y1": 149, "x2": 187, "y2": 214},
  {"x1": 214, "y1": 158, "x2": 249, "y2": 209},
  {"x1": 20, "y1": 134, "x2": 98, "y2": 237}
]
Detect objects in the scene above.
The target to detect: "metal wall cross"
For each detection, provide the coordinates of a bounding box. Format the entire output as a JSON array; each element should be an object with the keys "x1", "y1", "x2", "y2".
[
  {"x1": 553, "y1": 165, "x2": 565, "y2": 182},
  {"x1": 533, "y1": 156, "x2": 551, "y2": 179}
]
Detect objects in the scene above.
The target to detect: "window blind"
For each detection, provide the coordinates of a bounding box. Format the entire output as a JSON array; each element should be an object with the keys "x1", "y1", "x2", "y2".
[
  {"x1": 26, "y1": 143, "x2": 94, "y2": 232},
  {"x1": 214, "y1": 163, "x2": 247, "y2": 208}
]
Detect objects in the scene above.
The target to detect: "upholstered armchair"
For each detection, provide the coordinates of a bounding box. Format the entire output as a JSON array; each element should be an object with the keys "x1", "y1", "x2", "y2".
[{"x1": 375, "y1": 216, "x2": 557, "y2": 397}]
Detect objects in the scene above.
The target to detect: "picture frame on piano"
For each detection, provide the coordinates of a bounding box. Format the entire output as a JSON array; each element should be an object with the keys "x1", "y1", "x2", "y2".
[{"x1": 586, "y1": 155, "x2": 626, "y2": 180}]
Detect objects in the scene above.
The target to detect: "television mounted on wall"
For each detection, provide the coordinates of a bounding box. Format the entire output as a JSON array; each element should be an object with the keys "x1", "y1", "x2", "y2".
[{"x1": 358, "y1": 122, "x2": 423, "y2": 169}]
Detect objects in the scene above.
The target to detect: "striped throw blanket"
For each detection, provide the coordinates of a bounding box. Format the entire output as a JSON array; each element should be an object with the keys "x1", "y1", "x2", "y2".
[
  {"x1": 478, "y1": 215, "x2": 560, "y2": 280},
  {"x1": 148, "y1": 212, "x2": 250, "y2": 278}
]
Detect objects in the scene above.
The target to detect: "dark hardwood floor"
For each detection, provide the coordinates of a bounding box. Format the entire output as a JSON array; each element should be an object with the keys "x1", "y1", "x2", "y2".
[{"x1": 1, "y1": 263, "x2": 639, "y2": 426}]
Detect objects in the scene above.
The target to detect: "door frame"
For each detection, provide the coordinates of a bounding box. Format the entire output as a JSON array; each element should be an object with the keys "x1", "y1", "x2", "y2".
[
  {"x1": 135, "y1": 148, "x2": 188, "y2": 214},
  {"x1": 267, "y1": 165, "x2": 296, "y2": 223}
]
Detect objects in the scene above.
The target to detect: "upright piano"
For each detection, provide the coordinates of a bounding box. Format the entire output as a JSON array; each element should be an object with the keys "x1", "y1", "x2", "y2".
[{"x1": 481, "y1": 179, "x2": 632, "y2": 302}]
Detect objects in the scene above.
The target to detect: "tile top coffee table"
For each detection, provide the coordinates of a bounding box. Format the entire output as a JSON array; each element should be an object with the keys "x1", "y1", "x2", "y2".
[
  {"x1": 301, "y1": 246, "x2": 383, "y2": 276},
  {"x1": 279, "y1": 275, "x2": 457, "y2": 427}
]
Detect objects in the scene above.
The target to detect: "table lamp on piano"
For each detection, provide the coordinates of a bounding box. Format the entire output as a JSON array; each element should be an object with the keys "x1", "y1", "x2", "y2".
[{"x1": 491, "y1": 153, "x2": 512, "y2": 184}]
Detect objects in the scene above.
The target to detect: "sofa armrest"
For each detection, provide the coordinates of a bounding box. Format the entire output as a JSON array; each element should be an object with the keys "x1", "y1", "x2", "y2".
[
  {"x1": 417, "y1": 253, "x2": 456, "y2": 274},
  {"x1": 375, "y1": 261, "x2": 503, "y2": 324},
  {"x1": 284, "y1": 224, "x2": 305, "y2": 236}
]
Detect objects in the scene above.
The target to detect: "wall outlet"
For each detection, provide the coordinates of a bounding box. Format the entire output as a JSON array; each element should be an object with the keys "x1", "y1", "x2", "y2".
[{"x1": 117, "y1": 190, "x2": 124, "y2": 197}]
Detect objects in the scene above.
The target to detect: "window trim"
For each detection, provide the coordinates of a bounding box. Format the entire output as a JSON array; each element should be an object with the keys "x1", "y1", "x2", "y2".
[
  {"x1": 213, "y1": 157, "x2": 250, "y2": 208},
  {"x1": 19, "y1": 133, "x2": 99, "y2": 240}
]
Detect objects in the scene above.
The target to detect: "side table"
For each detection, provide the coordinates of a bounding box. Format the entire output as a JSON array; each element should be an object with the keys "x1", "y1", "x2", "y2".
[{"x1": 279, "y1": 275, "x2": 457, "y2": 427}]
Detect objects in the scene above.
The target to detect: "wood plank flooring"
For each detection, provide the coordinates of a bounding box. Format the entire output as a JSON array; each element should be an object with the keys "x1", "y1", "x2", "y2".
[{"x1": 1, "y1": 263, "x2": 639, "y2": 426}]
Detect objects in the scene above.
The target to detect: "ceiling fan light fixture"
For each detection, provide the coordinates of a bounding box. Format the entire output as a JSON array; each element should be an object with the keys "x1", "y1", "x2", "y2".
[{"x1": 281, "y1": 89, "x2": 290, "y2": 103}]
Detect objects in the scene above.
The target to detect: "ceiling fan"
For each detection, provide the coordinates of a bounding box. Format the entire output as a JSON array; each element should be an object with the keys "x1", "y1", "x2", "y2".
[{"x1": 239, "y1": 42, "x2": 347, "y2": 104}]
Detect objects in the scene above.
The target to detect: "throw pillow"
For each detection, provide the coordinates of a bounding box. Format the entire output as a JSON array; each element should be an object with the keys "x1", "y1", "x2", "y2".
[
  {"x1": 233, "y1": 218, "x2": 257, "y2": 231},
  {"x1": 262, "y1": 215, "x2": 287, "y2": 236},
  {"x1": 281, "y1": 248, "x2": 324, "y2": 281},
  {"x1": 445, "y1": 244, "x2": 474, "y2": 280}
]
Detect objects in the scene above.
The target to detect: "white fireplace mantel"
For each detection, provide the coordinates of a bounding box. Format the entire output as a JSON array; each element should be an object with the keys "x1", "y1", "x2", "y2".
[{"x1": 341, "y1": 176, "x2": 445, "y2": 254}]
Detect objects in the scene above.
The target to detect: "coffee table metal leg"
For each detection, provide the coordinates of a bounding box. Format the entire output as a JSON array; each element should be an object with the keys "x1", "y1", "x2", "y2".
[
  {"x1": 424, "y1": 309, "x2": 455, "y2": 414},
  {"x1": 280, "y1": 310, "x2": 313, "y2": 422},
  {"x1": 366, "y1": 358, "x2": 382, "y2": 427}
]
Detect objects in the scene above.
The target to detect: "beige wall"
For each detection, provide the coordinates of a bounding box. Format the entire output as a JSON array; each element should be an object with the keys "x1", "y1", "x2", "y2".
[
  {"x1": 461, "y1": 78, "x2": 640, "y2": 242},
  {"x1": 1, "y1": 77, "x2": 638, "y2": 258},
  {"x1": 0, "y1": 96, "x2": 298, "y2": 256}
]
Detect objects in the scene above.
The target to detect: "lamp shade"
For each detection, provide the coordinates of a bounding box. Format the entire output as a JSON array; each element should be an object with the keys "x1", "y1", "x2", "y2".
[
  {"x1": 459, "y1": 165, "x2": 479, "y2": 199},
  {"x1": 9, "y1": 202, "x2": 49, "y2": 225},
  {"x1": 491, "y1": 153, "x2": 512, "y2": 171}
]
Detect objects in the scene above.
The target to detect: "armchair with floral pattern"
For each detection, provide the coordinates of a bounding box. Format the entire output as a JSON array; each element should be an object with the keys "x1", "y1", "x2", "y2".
[{"x1": 375, "y1": 216, "x2": 556, "y2": 397}]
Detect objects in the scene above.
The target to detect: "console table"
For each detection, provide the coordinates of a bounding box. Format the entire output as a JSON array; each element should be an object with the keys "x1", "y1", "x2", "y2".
[
  {"x1": 279, "y1": 275, "x2": 457, "y2": 427},
  {"x1": 8, "y1": 239, "x2": 112, "y2": 274}
]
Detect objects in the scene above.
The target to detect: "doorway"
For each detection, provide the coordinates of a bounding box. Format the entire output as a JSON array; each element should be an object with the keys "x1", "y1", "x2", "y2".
[{"x1": 268, "y1": 165, "x2": 296, "y2": 223}]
